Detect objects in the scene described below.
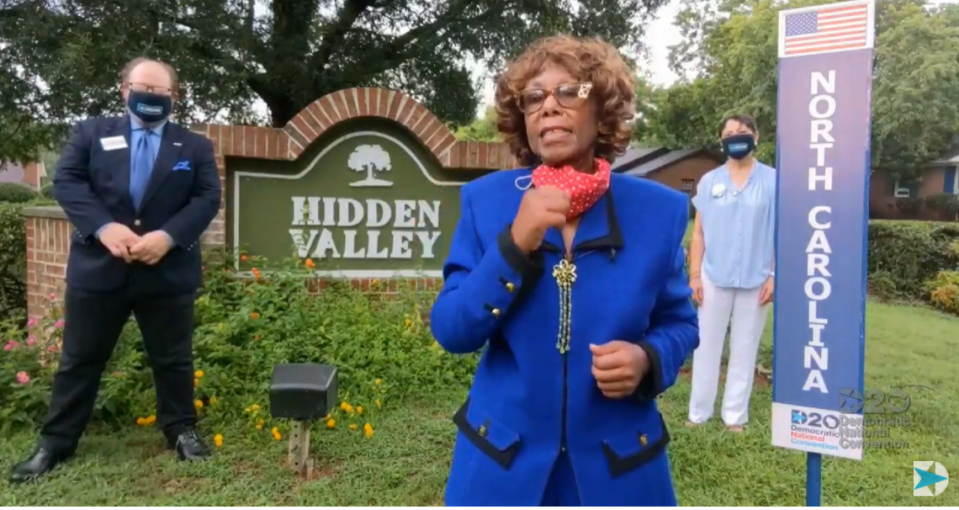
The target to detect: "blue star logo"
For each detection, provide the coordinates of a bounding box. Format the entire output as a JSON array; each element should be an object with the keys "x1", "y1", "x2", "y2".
[
  {"x1": 791, "y1": 410, "x2": 807, "y2": 424},
  {"x1": 839, "y1": 388, "x2": 864, "y2": 413}
]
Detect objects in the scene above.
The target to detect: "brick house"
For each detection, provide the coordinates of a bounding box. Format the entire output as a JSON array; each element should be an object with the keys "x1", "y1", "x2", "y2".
[
  {"x1": 868, "y1": 142, "x2": 959, "y2": 220},
  {"x1": 613, "y1": 146, "x2": 724, "y2": 198},
  {"x1": 0, "y1": 160, "x2": 46, "y2": 190}
]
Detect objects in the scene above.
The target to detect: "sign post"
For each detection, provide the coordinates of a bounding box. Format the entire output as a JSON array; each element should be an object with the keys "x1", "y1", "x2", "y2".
[{"x1": 771, "y1": 0, "x2": 876, "y2": 505}]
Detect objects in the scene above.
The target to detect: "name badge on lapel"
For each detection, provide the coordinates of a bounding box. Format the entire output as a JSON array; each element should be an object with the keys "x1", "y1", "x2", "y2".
[
  {"x1": 100, "y1": 136, "x2": 128, "y2": 151},
  {"x1": 172, "y1": 160, "x2": 191, "y2": 172}
]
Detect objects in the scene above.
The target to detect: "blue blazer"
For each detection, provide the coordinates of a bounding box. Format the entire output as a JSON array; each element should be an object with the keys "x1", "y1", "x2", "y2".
[
  {"x1": 53, "y1": 116, "x2": 221, "y2": 295},
  {"x1": 430, "y1": 168, "x2": 699, "y2": 506}
]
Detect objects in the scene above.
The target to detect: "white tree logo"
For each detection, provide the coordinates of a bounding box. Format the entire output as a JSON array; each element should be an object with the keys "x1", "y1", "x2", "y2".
[{"x1": 348, "y1": 144, "x2": 393, "y2": 187}]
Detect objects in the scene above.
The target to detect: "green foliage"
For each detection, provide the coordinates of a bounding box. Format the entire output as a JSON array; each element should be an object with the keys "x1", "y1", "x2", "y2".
[
  {"x1": 454, "y1": 107, "x2": 501, "y2": 142},
  {"x1": 40, "y1": 184, "x2": 55, "y2": 201},
  {"x1": 646, "y1": 0, "x2": 959, "y2": 180},
  {"x1": 0, "y1": 203, "x2": 28, "y2": 322},
  {"x1": 0, "y1": 305, "x2": 64, "y2": 432},
  {"x1": 0, "y1": 0, "x2": 666, "y2": 152},
  {"x1": 0, "y1": 183, "x2": 39, "y2": 204},
  {"x1": 0, "y1": 250, "x2": 478, "y2": 434},
  {"x1": 924, "y1": 193, "x2": 959, "y2": 220},
  {"x1": 867, "y1": 220, "x2": 959, "y2": 300}
]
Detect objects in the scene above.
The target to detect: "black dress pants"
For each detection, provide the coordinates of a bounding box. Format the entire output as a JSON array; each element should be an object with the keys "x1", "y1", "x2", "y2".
[{"x1": 39, "y1": 286, "x2": 197, "y2": 454}]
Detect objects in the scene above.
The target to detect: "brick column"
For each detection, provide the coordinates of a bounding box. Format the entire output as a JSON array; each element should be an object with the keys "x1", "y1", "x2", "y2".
[{"x1": 21, "y1": 206, "x2": 70, "y2": 323}]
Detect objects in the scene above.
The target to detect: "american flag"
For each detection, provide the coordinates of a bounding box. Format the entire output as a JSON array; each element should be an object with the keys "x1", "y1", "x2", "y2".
[{"x1": 783, "y1": 2, "x2": 870, "y2": 56}]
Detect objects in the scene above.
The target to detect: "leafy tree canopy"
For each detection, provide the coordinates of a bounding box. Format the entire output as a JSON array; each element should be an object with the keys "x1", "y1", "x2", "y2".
[
  {"x1": 0, "y1": 0, "x2": 666, "y2": 163},
  {"x1": 640, "y1": 0, "x2": 959, "y2": 180}
]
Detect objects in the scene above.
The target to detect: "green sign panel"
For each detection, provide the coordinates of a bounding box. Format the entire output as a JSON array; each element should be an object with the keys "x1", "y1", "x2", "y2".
[{"x1": 229, "y1": 120, "x2": 472, "y2": 277}]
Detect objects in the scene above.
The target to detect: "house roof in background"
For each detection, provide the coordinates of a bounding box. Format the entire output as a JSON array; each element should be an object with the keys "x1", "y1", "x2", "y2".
[
  {"x1": 936, "y1": 140, "x2": 959, "y2": 163},
  {"x1": 0, "y1": 162, "x2": 26, "y2": 184},
  {"x1": 613, "y1": 146, "x2": 709, "y2": 177}
]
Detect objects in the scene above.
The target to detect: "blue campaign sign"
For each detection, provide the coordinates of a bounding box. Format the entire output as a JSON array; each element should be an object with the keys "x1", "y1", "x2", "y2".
[{"x1": 771, "y1": 0, "x2": 875, "y2": 463}]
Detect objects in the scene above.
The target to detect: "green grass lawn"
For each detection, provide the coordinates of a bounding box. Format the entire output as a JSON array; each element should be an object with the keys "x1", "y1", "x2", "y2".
[{"x1": 1, "y1": 299, "x2": 957, "y2": 506}]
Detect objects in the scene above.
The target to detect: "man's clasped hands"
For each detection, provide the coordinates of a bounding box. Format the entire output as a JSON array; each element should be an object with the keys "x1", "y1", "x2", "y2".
[{"x1": 98, "y1": 222, "x2": 172, "y2": 265}]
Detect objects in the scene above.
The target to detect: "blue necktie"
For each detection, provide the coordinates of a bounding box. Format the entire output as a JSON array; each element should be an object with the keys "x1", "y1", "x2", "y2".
[{"x1": 130, "y1": 130, "x2": 153, "y2": 210}]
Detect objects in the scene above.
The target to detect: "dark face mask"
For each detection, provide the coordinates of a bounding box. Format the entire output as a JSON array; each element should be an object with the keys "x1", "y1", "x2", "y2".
[
  {"x1": 721, "y1": 133, "x2": 756, "y2": 160},
  {"x1": 127, "y1": 90, "x2": 172, "y2": 124}
]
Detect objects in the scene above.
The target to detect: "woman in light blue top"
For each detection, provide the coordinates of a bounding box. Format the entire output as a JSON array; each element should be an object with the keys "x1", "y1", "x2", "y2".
[{"x1": 686, "y1": 114, "x2": 776, "y2": 432}]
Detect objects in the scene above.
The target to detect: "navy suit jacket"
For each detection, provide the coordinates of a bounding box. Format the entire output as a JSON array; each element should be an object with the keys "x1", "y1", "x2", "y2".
[{"x1": 53, "y1": 116, "x2": 221, "y2": 296}]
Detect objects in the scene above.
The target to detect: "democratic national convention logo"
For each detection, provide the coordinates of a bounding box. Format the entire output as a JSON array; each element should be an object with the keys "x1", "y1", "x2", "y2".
[
  {"x1": 914, "y1": 461, "x2": 949, "y2": 496},
  {"x1": 791, "y1": 410, "x2": 807, "y2": 425}
]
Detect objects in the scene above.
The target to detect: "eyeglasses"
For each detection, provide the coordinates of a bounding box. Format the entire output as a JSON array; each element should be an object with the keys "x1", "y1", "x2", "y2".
[
  {"x1": 126, "y1": 82, "x2": 174, "y2": 96},
  {"x1": 517, "y1": 82, "x2": 593, "y2": 114}
]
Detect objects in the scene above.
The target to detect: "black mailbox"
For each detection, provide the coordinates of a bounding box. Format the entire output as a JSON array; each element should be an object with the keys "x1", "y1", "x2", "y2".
[{"x1": 269, "y1": 363, "x2": 338, "y2": 421}]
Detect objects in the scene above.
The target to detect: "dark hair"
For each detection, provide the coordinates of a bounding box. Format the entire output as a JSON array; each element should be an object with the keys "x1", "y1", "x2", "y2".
[
  {"x1": 119, "y1": 57, "x2": 180, "y2": 93},
  {"x1": 718, "y1": 114, "x2": 758, "y2": 137},
  {"x1": 494, "y1": 35, "x2": 636, "y2": 166}
]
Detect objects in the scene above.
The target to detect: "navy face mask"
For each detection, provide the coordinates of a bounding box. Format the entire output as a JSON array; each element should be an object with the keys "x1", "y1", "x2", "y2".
[
  {"x1": 127, "y1": 90, "x2": 172, "y2": 124},
  {"x1": 721, "y1": 133, "x2": 756, "y2": 160}
]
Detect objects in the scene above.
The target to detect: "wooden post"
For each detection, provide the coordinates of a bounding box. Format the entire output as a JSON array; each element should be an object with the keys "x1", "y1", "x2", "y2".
[{"x1": 287, "y1": 420, "x2": 313, "y2": 477}]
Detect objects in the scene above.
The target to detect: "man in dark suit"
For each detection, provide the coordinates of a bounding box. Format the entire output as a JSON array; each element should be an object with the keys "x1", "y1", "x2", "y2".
[{"x1": 10, "y1": 57, "x2": 221, "y2": 482}]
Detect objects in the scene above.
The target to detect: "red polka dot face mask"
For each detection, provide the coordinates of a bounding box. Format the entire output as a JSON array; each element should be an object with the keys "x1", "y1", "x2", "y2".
[{"x1": 530, "y1": 158, "x2": 611, "y2": 219}]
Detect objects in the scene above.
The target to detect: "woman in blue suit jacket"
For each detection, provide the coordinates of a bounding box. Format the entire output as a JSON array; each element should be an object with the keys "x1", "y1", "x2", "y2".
[{"x1": 430, "y1": 35, "x2": 699, "y2": 506}]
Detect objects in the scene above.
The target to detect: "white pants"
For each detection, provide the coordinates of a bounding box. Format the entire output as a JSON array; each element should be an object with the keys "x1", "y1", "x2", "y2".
[{"x1": 688, "y1": 272, "x2": 770, "y2": 426}]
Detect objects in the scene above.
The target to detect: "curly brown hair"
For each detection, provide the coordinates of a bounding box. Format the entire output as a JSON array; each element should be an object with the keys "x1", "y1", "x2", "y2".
[{"x1": 494, "y1": 35, "x2": 636, "y2": 167}]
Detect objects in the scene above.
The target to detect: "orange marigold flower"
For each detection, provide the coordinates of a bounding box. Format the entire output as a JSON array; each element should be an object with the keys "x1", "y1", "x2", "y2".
[
  {"x1": 240, "y1": 254, "x2": 248, "y2": 262},
  {"x1": 250, "y1": 312, "x2": 260, "y2": 319},
  {"x1": 195, "y1": 400, "x2": 203, "y2": 409},
  {"x1": 326, "y1": 419, "x2": 336, "y2": 429},
  {"x1": 356, "y1": 406, "x2": 363, "y2": 414},
  {"x1": 304, "y1": 258, "x2": 315, "y2": 268},
  {"x1": 214, "y1": 434, "x2": 223, "y2": 448},
  {"x1": 272, "y1": 427, "x2": 282, "y2": 441},
  {"x1": 363, "y1": 423, "x2": 374, "y2": 438}
]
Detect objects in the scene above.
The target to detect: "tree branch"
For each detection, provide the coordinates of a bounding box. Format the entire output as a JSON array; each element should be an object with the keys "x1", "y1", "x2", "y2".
[{"x1": 308, "y1": 0, "x2": 380, "y2": 72}]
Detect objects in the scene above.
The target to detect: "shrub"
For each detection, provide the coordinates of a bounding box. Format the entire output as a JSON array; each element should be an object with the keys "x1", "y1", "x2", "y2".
[
  {"x1": 0, "y1": 183, "x2": 38, "y2": 204},
  {"x1": 0, "y1": 203, "x2": 27, "y2": 322},
  {"x1": 867, "y1": 221, "x2": 959, "y2": 300},
  {"x1": 40, "y1": 184, "x2": 56, "y2": 201},
  {"x1": 925, "y1": 193, "x2": 959, "y2": 221},
  {"x1": 0, "y1": 250, "x2": 478, "y2": 437},
  {"x1": 924, "y1": 270, "x2": 959, "y2": 316},
  {"x1": 895, "y1": 197, "x2": 924, "y2": 218}
]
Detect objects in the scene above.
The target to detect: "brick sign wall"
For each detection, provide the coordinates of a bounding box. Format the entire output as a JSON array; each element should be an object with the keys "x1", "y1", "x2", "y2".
[{"x1": 22, "y1": 88, "x2": 515, "y2": 322}]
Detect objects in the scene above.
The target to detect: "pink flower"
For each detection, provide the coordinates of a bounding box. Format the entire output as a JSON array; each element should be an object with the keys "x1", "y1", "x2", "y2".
[
  {"x1": 4, "y1": 341, "x2": 20, "y2": 351},
  {"x1": 27, "y1": 336, "x2": 36, "y2": 346},
  {"x1": 27, "y1": 318, "x2": 38, "y2": 327},
  {"x1": 48, "y1": 293, "x2": 56, "y2": 300},
  {"x1": 47, "y1": 345, "x2": 57, "y2": 353},
  {"x1": 54, "y1": 320, "x2": 65, "y2": 328},
  {"x1": 16, "y1": 371, "x2": 30, "y2": 384}
]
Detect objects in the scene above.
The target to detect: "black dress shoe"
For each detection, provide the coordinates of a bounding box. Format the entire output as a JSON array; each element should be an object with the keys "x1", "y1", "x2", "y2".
[
  {"x1": 167, "y1": 430, "x2": 212, "y2": 461},
  {"x1": 9, "y1": 447, "x2": 68, "y2": 483}
]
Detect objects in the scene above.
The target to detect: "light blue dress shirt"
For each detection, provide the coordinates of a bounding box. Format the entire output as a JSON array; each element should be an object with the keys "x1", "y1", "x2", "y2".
[
  {"x1": 691, "y1": 162, "x2": 777, "y2": 289},
  {"x1": 95, "y1": 116, "x2": 174, "y2": 246}
]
